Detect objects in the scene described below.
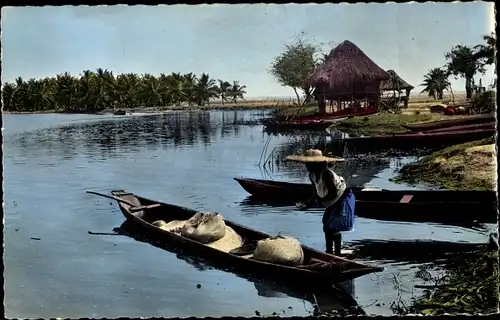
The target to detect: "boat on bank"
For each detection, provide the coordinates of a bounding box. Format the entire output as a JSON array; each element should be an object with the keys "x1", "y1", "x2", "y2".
[
  {"x1": 422, "y1": 122, "x2": 495, "y2": 133},
  {"x1": 234, "y1": 178, "x2": 497, "y2": 225},
  {"x1": 339, "y1": 128, "x2": 495, "y2": 148},
  {"x1": 261, "y1": 107, "x2": 378, "y2": 132},
  {"x1": 262, "y1": 118, "x2": 337, "y2": 132},
  {"x1": 273, "y1": 107, "x2": 378, "y2": 123},
  {"x1": 87, "y1": 190, "x2": 384, "y2": 288},
  {"x1": 401, "y1": 114, "x2": 495, "y2": 132}
]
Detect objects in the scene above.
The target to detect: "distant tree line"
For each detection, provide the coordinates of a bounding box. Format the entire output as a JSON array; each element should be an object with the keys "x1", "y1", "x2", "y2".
[{"x1": 1, "y1": 69, "x2": 247, "y2": 113}]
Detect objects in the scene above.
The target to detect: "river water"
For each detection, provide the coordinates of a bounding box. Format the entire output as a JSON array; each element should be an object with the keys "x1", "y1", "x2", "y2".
[{"x1": 3, "y1": 110, "x2": 493, "y2": 318}]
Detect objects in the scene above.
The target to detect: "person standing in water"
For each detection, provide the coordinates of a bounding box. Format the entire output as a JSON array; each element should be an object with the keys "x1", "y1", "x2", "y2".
[{"x1": 285, "y1": 149, "x2": 355, "y2": 256}]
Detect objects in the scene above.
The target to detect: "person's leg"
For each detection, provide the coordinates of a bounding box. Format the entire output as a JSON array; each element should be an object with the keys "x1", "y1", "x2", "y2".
[
  {"x1": 323, "y1": 224, "x2": 334, "y2": 254},
  {"x1": 325, "y1": 233, "x2": 335, "y2": 254},
  {"x1": 332, "y1": 232, "x2": 342, "y2": 256}
]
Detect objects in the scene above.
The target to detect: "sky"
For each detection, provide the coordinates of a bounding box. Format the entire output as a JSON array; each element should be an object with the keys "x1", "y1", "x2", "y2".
[{"x1": 1, "y1": 3, "x2": 496, "y2": 98}]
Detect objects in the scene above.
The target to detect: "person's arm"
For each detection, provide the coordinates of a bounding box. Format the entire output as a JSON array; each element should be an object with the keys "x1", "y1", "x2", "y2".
[
  {"x1": 302, "y1": 187, "x2": 318, "y2": 209},
  {"x1": 297, "y1": 177, "x2": 318, "y2": 210}
]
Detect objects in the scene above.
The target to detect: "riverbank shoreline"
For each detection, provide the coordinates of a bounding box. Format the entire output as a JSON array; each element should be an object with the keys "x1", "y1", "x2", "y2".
[
  {"x1": 390, "y1": 137, "x2": 498, "y2": 315},
  {"x1": 392, "y1": 137, "x2": 497, "y2": 190},
  {"x1": 2, "y1": 100, "x2": 296, "y2": 115},
  {"x1": 406, "y1": 249, "x2": 498, "y2": 315}
]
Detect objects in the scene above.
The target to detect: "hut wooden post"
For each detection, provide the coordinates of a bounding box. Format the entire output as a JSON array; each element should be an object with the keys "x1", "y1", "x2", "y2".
[
  {"x1": 404, "y1": 88, "x2": 411, "y2": 108},
  {"x1": 318, "y1": 94, "x2": 327, "y2": 114}
]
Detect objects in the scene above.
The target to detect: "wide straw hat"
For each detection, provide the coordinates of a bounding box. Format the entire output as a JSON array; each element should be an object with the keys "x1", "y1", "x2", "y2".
[{"x1": 285, "y1": 149, "x2": 345, "y2": 163}]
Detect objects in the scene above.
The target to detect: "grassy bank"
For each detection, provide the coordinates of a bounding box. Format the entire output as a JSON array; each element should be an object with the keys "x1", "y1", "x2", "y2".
[
  {"x1": 404, "y1": 249, "x2": 499, "y2": 315},
  {"x1": 393, "y1": 137, "x2": 497, "y2": 190},
  {"x1": 329, "y1": 113, "x2": 441, "y2": 136}
]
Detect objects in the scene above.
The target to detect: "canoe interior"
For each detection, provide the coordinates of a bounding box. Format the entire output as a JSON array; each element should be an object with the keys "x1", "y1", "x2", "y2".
[{"x1": 110, "y1": 190, "x2": 384, "y2": 286}]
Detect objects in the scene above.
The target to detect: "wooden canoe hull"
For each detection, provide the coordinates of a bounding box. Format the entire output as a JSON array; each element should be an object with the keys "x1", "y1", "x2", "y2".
[
  {"x1": 423, "y1": 122, "x2": 495, "y2": 133},
  {"x1": 402, "y1": 115, "x2": 495, "y2": 132},
  {"x1": 273, "y1": 108, "x2": 378, "y2": 123},
  {"x1": 263, "y1": 120, "x2": 334, "y2": 132},
  {"x1": 108, "y1": 190, "x2": 383, "y2": 288},
  {"x1": 234, "y1": 178, "x2": 498, "y2": 225},
  {"x1": 342, "y1": 128, "x2": 495, "y2": 148}
]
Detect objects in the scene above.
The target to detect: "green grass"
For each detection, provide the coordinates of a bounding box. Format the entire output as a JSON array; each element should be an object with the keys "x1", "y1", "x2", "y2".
[
  {"x1": 410, "y1": 250, "x2": 499, "y2": 315},
  {"x1": 392, "y1": 137, "x2": 496, "y2": 190},
  {"x1": 274, "y1": 102, "x2": 319, "y2": 118},
  {"x1": 330, "y1": 113, "x2": 441, "y2": 136}
]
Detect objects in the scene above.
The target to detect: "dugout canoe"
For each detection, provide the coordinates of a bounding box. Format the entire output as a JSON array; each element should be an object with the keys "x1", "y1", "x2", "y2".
[
  {"x1": 96, "y1": 190, "x2": 384, "y2": 288},
  {"x1": 106, "y1": 220, "x2": 362, "y2": 312},
  {"x1": 341, "y1": 128, "x2": 495, "y2": 148},
  {"x1": 262, "y1": 119, "x2": 335, "y2": 132},
  {"x1": 272, "y1": 108, "x2": 378, "y2": 123},
  {"x1": 422, "y1": 122, "x2": 495, "y2": 134},
  {"x1": 234, "y1": 178, "x2": 498, "y2": 225},
  {"x1": 401, "y1": 114, "x2": 495, "y2": 132}
]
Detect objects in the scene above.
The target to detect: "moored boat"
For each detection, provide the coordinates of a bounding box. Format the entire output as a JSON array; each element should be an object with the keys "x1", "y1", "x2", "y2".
[
  {"x1": 113, "y1": 109, "x2": 127, "y2": 115},
  {"x1": 341, "y1": 128, "x2": 495, "y2": 148},
  {"x1": 88, "y1": 190, "x2": 384, "y2": 288},
  {"x1": 234, "y1": 178, "x2": 497, "y2": 225},
  {"x1": 262, "y1": 119, "x2": 335, "y2": 132},
  {"x1": 273, "y1": 107, "x2": 378, "y2": 123},
  {"x1": 422, "y1": 122, "x2": 495, "y2": 133},
  {"x1": 401, "y1": 114, "x2": 495, "y2": 132}
]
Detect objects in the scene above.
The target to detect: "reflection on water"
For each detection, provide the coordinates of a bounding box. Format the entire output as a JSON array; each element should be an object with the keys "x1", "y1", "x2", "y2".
[
  {"x1": 109, "y1": 220, "x2": 361, "y2": 316},
  {"x1": 3, "y1": 110, "x2": 495, "y2": 318},
  {"x1": 346, "y1": 239, "x2": 489, "y2": 265}
]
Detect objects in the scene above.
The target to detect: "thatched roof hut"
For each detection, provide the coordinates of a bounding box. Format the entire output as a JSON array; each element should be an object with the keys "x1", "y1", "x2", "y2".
[
  {"x1": 380, "y1": 70, "x2": 414, "y2": 107},
  {"x1": 380, "y1": 70, "x2": 414, "y2": 92},
  {"x1": 308, "y1": 40, "x2": 390, "y2": 100}
]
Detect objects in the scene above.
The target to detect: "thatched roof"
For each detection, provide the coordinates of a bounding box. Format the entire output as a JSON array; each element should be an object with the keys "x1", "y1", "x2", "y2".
[
  {"x1": 308, "y1": 40, "x2": 390, "y2": 93},
  {"x1": 380, "y1": 70, "x2": 414, "y2": 91}
]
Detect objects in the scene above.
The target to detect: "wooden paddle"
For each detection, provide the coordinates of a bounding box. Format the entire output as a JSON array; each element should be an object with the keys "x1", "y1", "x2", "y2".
[{"x1": 86, "y1": 191, "x2": 161, "y2": 212}]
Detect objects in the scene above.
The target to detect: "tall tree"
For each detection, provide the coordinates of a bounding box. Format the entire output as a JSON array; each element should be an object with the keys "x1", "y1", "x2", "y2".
[
  {"x1": 474, "y1": 32, "x2": 496, "y2": 66},
  {"x1": 269, "y1": 35, "x2": 319, "y2": 106},
  {"x1": 445, "y1": 45, "x2": 485, "y2": 99}
]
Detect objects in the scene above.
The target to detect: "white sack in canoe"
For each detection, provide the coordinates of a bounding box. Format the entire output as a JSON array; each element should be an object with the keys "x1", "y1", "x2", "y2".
[
  {"x1": 252, "y1": 236, "x2": 304, "y2": 266},
  {"x1": 180, "y1": 212, "x2": 226, "y2": 244}
]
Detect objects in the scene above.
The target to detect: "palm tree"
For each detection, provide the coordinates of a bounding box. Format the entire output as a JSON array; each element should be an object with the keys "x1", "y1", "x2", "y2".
[
  {"x1": 227, "y1": 81, "x2": 247, "y2": 103},
  {"x1": 1, "y1": 69, "x2": 246, "y2": 113},
  {"x1": 182, "y1": 73, "x2": 198, "y2": 105},
  {"x1": 1, "y1": 82, "x2": 16, "y2": 111},
  {"x1": 195, "y1": 73, "x2": 218, "y2": 106},
  {"x1": 215, "y1": 80, "x2": 231, "y2": 104},
  {"x1": 420, "y1": 68, "x2": 450, "y2": 100}
]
